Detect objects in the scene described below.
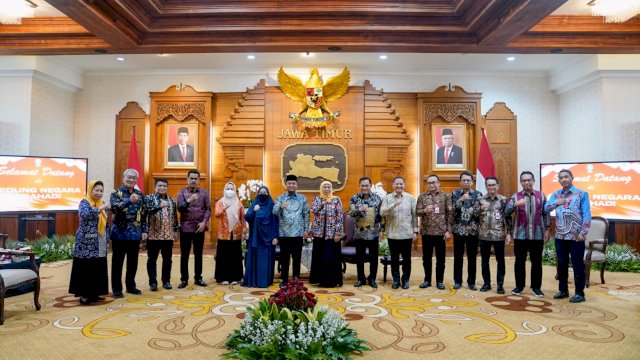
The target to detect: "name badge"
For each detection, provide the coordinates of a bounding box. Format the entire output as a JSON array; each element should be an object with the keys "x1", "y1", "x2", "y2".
[
  {"x1": 434, "y1": 205, "x2": 440, "y2": 214},
  {"x1": 494, "y1": 211, "x2": 502, "y2": 220}
]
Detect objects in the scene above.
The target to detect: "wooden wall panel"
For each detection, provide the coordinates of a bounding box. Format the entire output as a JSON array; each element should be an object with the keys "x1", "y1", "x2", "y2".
[
  {"x1": 614, "y1": 223, "x2": 640, "y2": 252},
  {"x1": 55, "y1": 212, "x2": 79, "y2": 236},
  {"x1": 484, "y1": 102, "x2": 518, "y2": 198},
  {"x1": 113, "y1": 102, "x2": 147, "y2": 189},
  {"x1": 0, "y1": 215, "x2": 19, "y2": 240}
]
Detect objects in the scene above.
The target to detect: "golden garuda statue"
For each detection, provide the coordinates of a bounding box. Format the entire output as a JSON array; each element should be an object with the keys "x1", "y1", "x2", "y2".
[{"x1": 277, "y1": 66, "x2": 350, "y2": 129}]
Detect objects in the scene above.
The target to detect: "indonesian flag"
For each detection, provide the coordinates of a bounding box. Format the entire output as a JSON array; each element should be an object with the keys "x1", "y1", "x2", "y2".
[
  {"x1": 127, "y1": 127, "x2": 145, "y2": 192},
  {"x1": 476, "y1": 128, "x2": 495, "y2": 195}
]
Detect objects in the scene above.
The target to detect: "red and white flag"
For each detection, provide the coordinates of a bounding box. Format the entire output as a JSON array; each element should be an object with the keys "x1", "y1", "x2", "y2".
[
  {"x1": 476, "y1": 128, "x2": 495, "y2": 195},
  {"x1": 127, "y1": 127, "x2": 145, "y2": 193}
]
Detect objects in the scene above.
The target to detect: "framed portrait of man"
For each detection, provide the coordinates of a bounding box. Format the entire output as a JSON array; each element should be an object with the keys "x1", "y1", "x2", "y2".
[
  {"x1": 432, "y1": 123, "x2": 466, "y2": 170},
  {"x1": 165, "y1": 123, "x2": 198, "y2": 168}
]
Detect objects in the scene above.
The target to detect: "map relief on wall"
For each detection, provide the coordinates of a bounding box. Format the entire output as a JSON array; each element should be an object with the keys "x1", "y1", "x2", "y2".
[{"x1": 281, "y1": 143, "x2": 347, "y2": 192}]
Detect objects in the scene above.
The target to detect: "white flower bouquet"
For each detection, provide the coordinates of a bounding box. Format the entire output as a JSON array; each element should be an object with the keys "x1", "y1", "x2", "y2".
[{"x1": 238, "y1": 179, "x2": 264, "y2": 207}]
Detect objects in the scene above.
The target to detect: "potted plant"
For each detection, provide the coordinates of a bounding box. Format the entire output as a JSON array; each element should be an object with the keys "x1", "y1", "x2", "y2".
[{"x1": 223, "y1": 278, "x2": 369, "y2": 359}]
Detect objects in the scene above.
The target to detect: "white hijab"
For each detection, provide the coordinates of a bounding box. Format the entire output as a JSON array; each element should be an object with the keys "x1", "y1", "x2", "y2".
[{"x1": 223, "y1": 182, "x2": 241, "y2": 231}]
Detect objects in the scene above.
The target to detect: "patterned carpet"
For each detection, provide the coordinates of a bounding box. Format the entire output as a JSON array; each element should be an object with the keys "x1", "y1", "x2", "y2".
[{"x1": 1, "y1": 255, "x2": 639, "y2": 359}]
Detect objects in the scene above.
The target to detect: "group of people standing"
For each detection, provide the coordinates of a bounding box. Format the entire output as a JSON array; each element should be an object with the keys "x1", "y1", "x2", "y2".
[{"x1": 69, "y1": 166, "x2": 591, "y2": 305}]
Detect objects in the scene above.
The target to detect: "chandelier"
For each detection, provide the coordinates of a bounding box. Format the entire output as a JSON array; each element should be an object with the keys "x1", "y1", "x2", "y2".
[
  {"x1": 0, "y1": 0, "x2": 36, "y2": 25},
  {"x1": 589, "y1": 0, "x2": 640, "y2": 23}
]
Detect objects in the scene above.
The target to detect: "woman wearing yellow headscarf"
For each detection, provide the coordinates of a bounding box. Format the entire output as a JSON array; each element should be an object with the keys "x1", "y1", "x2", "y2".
[
  {"x1": 69, "y1": 180, "x2": 110, "y2": 305},
  {"x1": 309, "y1": 181, "x2": 344, "y2": 287}
]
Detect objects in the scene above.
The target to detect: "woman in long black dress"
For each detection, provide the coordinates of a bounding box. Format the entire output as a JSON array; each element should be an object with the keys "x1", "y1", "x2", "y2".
[
  {"x1": 309, "y1": 181, "x2": 344, "y2": 287},
  {"x1": 69, "y1": 180, "x2": 110, "y2": 304}
]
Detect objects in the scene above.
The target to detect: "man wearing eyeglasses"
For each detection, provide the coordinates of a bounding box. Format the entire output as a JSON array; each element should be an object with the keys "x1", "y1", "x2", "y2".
[
  {"x1": 451, "y1": 171, "x2": 482, "y2": 290},
  {"x1": 416, "y1": 174, "x2": 453, "y2": 290},
  {"x1": 109, "y1": 168, "x2": 147, "y2": 298}
]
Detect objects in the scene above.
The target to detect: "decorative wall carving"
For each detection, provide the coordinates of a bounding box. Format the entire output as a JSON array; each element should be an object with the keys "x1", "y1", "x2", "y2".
[
  {"x1": 484, "y1": 102, "x2": 518, "y2": 197},
  {"x1": 156, "y1": 103, "x2": 206, "y2": 124},
  {"x1": 424, "y1": 103, "x2": 476, "y2": 124}
]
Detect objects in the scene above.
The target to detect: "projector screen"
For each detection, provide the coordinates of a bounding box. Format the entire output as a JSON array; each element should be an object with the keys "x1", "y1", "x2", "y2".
[
  {"x1": 540, "y1": 161, "x2": 640, "y2": 221},
  {"x1": 0, "y1": 155, "x2": 88, "y2": 212}
]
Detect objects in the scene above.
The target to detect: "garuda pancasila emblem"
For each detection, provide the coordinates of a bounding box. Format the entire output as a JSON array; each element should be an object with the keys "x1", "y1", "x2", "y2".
[{"x1": 277, "y1": 66, "x2": 350, "y2": 129}]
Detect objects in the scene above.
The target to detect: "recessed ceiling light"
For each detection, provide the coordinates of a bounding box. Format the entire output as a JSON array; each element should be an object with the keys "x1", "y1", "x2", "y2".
[
  {"x1": 506, "y1": 56, "x2": 516, "y2": 61},
  {"x1": 247, "y1": 55, "x2": 256, "y2": 60},
  {"x1": 116, "y1": 57, "x2": 125, "y2": 61},
  {"x1": 379, "y1": 55, "x2": 388, "y2": 60},
  {"x1": 158, "y1": 53, "x2": 168, "y2": 57}
]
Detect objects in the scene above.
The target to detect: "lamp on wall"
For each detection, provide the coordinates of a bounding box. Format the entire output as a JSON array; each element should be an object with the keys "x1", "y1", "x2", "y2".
[
  {"x1": 589, "y1": 0, "x2": 640, "y2": 23},
  {"x1": 0, "y1": 0, "x2": 36, "y2": 25}
]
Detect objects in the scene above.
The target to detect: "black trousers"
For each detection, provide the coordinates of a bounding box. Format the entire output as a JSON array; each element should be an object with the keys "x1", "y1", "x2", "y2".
[
  {"x1": 356, "y1": 238, "x2": 379, "y2": 281},
  {"x1": 453, "y1": 234, "x2": 478, "y2": 286},
  {"x1": 422, "y1": 234, "x2": 446, "y2": 283},
  {"x1": 180, "y1": 231, "x2": 204, "y2": 282},
  {"x1": 111, "y1": 240, "x2": 141, "y2": 292},
  {"x1": 556, "y1": 238, "x2": 586, "y2": 295},
  {"x1": 388, "y1": 238, "x2": 412, "y2": 282},
  {"x1": 513, "y1": 239, "x2": 544, "y2": 290},
  {"x1": 147, "y1": 240, "x2": 173, "y2": 285},
  {"x1": 480, "y1": 240, "x2": 505, "y2": 286},
  {"x1": 279, "y1": 237, "x2": 303, "y2": 283}
]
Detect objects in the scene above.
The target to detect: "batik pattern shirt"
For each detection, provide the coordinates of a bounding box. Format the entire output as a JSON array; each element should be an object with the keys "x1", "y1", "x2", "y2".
[
  {"x1": 110, "y1": 186, "x2": 147, "y2": 240},
  {"x1": 451, "y1": 189, "x2": 482, "y2": 236},
  {"x1": 545, "y1": 186, "x2": 591, "y2": 241},
  {"x1": 504, "y1": 190, "x2": 550, "y2": 240},
  {"x1": 348, "y1": 193, "x2": 382, "y2": 240},
  {"x1": 380, "y1": 192, "x2": 418, "y2": 239},
  {"x1": 273, "y1": 192, "x2": 310, "y2": 237},
  {"x1": 177, "y1": 187, "x2": 211, "y2": 233},
  {"x1": 416, "y1": 190, "x2": 453, "y2": 236},
  {"x1": 145, "y1": 193, "x2": 178, "y2": 240},
  {"x1": 478, "y1": 194, "x2": 511, "y2": 241},
  {"x1": 309, "y1": 196, "x2": 344, "y2": 239}
]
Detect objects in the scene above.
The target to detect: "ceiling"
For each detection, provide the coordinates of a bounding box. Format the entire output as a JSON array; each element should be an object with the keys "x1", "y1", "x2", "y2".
[{"x1": 0, "y1": 0, "x2": 638, "y2": 56}]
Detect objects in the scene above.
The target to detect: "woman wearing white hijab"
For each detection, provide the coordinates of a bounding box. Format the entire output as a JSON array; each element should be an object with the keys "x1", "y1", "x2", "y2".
[{"x1": 214, "y1": 182, "x2": 245, "y2": 284}]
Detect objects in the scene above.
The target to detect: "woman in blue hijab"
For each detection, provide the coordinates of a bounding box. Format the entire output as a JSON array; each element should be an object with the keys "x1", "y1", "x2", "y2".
[{"x1": 242, "y1": 186, "x2": 279, "y2": 288}]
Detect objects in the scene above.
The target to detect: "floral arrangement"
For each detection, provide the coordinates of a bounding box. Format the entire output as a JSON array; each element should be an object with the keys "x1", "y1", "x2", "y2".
[
  {"x1": 223, "y1": 278, "x2": 369, "y2": 359},
  {"x1": 371, "y1": 181, "x2": 387, "y2": 199},
  {"x1": 269, "y1": 277, "x2": 317, "y2": 311},
  {"x1": 238, "y1": 179, "x2": 264, "y2": 207}
]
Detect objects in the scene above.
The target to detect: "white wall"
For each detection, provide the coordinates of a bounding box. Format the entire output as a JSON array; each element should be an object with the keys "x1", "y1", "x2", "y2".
[
  {"x1": 0, "y1": 76, "x2": 32, "y2": 155},
  {"x1": 30, "y1": 77, "x2": 75, "y2": 157},
  {"x1": 602, "y1": 78, "x2": 640, "y2": 161}
]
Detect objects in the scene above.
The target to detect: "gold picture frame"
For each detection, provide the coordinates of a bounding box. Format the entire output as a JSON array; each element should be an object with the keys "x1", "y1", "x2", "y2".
[
  {"x1": 432, "y1": 123, "x2": 466, "y2": 171},
  {"x1": 164, "y1": 123, "x2": 198, "y2": 168},
  {"x1": 280, "y1": 142, "x2": 348, "y2": 192}
]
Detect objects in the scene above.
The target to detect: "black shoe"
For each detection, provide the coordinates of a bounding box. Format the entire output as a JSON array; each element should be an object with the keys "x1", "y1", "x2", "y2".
[
  {"x1": 497, "y1": 286, "x2": 505, "y2": 294},
  {"x1": 194, "y1": 279, "x2": 208, "y2": 287},
  {"x1": 402, "y1": 282, "x2": 409, "y2": 289},
  {"x1": 178, "y1": 281, "x2": 188, "y2": 289},
  {"x1": 79, "y1": 297, "x2": 91, "y2": 305},
  {"x1": 354, "y1": 280, "x2": 365, "y2": 287},
  {"x1": 554, "y1": 291, "x2": 570, "y2": 299},
  {"x1": 419, "y1": 281, "x2": 432, "y2": 289},
  {"x1": 436, "y1": 283, "x2": 445, "y2": 290},
  {"x1": 480, "y1": 284, "x2": 491, "y2": 292},
  {"x1": 163, "y1": 282, "x2": 172, "y2": 290},
  {"x1": 511, "y1": 287, "x2": 524, "y2": 295},
  {"x1": 279, "y1": 281, "x2": 287, "y2": 288},
  {"x1": 569, "y1": 294, "x2": 586, "y2": 303},
  {"x1": 88, "y1": 296, "x2": 106, "y2": 302},
  {"x1": 127, "y1": 288, "x2": 142, "y2": 295},
  {"x1": 468, "y1": 284, "x2": 478, "y2": 291},
  {"x1": 150, "y1": 284, "x2": 158, "y2": 292},
  {"x1": 392, "y1": 280, "x2": 400, "y2": 289},
  {"x1": 532, "y1": 288, "x2": 545, "y2": 297},
  {"x1": 113, "y1": 291, "x2": 124, "y2": 298},
  {"x1": 368, "y1": 279, "x2": 378, "y2": 288},
  {"x1": 453, "y1": 283, "x2": 461, "y2": 290}
]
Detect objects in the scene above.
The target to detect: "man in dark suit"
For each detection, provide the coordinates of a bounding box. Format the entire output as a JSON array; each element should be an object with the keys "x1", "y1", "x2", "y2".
[
  {"x1": 168, "y1": 127, "x2": 194, "y2": 162},
  {"x1": 436, "y1": 128, "x2": 463, "y2": 165}
]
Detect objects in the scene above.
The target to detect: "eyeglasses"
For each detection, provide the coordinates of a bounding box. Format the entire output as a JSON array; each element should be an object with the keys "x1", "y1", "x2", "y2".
[{"x1": 487, "y1": 184, "x2": 498, "y2": 187}]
